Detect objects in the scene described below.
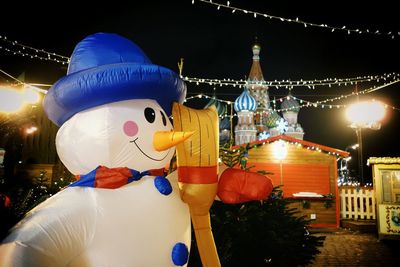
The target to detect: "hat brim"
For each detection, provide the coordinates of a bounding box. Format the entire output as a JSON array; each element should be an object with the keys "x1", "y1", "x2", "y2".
[{"x1": 44, "y1": 63, "x2": 186, "y2": 126}]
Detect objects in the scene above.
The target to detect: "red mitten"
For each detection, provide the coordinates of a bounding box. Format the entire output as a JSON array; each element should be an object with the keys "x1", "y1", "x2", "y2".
[{"x1": 217, "y1": 168, "x2": 273, "y2": 204}]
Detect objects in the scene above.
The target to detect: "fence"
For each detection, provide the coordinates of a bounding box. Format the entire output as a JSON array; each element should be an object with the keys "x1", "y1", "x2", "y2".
[{"x1": 339, "y1": 187, "x2": 376, "y2": 220}]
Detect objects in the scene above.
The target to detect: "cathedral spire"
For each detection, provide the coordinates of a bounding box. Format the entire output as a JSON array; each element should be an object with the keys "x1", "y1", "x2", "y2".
[
  {"x1": 248, "y1": 38, "x2": 264, "y2": 81},
  {"x1": 247, "y1": 38, "x2": 270, "y2": 133}
]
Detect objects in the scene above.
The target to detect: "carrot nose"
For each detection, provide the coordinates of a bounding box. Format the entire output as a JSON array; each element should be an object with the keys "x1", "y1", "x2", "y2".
[{"x1": 153, "y1": 131, "x2": 194, "y2": 152}]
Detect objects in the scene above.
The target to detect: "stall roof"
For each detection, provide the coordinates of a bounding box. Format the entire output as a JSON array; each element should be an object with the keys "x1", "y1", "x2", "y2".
[
  {"x1": 231, "y1": 135, "x2": 350, "y2": 158},
  {"x1": 367, "y1": 157, "x2": 400, "y2": 165}
]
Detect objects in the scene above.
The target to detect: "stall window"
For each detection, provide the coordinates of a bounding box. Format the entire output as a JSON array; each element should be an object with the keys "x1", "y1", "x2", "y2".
[{"x1": 380, "y1": 170, "x2": 400, "y2": 203}]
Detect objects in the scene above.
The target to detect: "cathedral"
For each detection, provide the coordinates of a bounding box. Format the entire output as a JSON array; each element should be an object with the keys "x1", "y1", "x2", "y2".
[{"x1": 234, "y1": 41, "x2": 304, "y2": 145}]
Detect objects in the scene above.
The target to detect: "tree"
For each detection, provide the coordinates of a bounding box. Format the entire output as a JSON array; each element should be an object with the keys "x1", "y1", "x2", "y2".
[
  {"x1": 189, "y1": 143, "x2": 324, "y2": 266},
  {"x1": 212, "y1": 188, "x2": 324, "y2": 266},
  {"x1": 0, "y1": 160, "x2": 75, "y2": 240}
]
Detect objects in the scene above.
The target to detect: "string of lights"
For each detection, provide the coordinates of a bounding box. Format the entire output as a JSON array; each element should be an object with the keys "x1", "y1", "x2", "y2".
[
  {"x1": 274, "y1": 81, "x2": 395, "y2": 112},
  {"x1": 0, "y1": 35, "x2": 69, "y2": 65},
  {"x1": 2, "y1": 65, "x2": 399, "y2": 113},
  {"x1": 184, "y1": 93, "x2": 342, "y2": 117},
  {"x1": 182, "y1": 72, "x2": 399, "y2": 89},
  {"x1": 230, "y1": 138, "x2": 345, "y2": 158},
  {"x1": 185, "y1": 79, "x2": 400, "y2": 115},
  {"x1": 2, "y1": 67, "x2": 399, "y2": 118},
  {"x1": 2, "y1": 35, "x2": 398, "y2": 91},
  {"x1": 1, "y1": 35, "x2": 399, "y2": 113},
  {"x1": 193, "y1": 0, "x2": 399, "y2": 39}
]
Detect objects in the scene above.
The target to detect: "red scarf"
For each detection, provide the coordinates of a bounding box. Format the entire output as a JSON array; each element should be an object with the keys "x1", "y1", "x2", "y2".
[{"x1": 70, "y1": 166, "x2": 166, "y2": 189}]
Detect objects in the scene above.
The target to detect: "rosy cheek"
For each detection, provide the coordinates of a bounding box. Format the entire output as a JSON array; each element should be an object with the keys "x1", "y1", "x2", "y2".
[{"x1": 123, "y1": 121, "x2": 139, "y2": 137}]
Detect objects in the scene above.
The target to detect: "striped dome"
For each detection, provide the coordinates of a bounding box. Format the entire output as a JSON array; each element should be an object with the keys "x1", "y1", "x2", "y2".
[
  {"x1": 265, "y1": 110, "x2": 282, "y2": 128},
  {"x1": 204, "y1": 98, "x2": 227, "y2": 116},
  {"x1": 234, "y1": 87, "x2": 257, "y2": 112},
  {"x1": 281, "y1": 94, "x2": 300, "y2": 113}
]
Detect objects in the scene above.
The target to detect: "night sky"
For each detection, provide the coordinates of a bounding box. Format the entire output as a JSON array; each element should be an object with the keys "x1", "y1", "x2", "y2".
[{"x1": 1, "y1": 0, "x2": 399, "y2": 180}]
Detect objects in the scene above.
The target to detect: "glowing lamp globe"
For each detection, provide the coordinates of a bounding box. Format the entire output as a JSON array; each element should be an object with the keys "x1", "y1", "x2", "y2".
[
  {"x1": 273, "y1": 140, "x2": 288, "y2": 160},
  {"x1": 0, "y1": 87, "x2": 24, "y2": 113},
  {"x1": 345, "y1": 101, "x2": 385, "y2": 128}
]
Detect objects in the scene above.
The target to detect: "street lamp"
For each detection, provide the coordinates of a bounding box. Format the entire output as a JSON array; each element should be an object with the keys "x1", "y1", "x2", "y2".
[
  {"x1": 0, "y1": 86, "x2": 24, "y2": 113},
  {"x1": 0, "y1": 85, "x2": 41, "y2": 113},
  {"x1": 345, "y1": 100, "x2": 386, "y2": 184},
  {"x1": 273, "y1": 140, "x2": 288, "y2": 185}
]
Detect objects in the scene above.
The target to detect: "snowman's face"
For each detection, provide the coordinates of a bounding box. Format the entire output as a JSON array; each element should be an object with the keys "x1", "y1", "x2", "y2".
[
  {"x1": 123, "y1": 100, "x2": 173, "y2": 162},
  {"x1": 56, "y1": 99, "x2": 174, "y2": 174}
]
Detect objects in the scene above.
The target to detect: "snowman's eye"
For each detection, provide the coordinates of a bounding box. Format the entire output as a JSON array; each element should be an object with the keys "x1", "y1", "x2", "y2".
[
  {"x1": 160, "y1": 111, "x2": 167, "y2": 126},
  {"x1": 144, "y1": 107, "x2": 156, "y2": 123}
]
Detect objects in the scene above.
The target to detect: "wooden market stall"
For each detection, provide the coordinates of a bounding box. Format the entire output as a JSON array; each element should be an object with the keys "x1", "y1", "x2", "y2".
[
  {"x1": 368, "y1": 157, "x2": 400, "y2": 239},
  {"x1": 232, "y1": 135, "x2": 349, "y2": 228}
]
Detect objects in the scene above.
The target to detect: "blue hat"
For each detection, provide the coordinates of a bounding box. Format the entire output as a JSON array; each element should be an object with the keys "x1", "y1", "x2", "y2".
[{"x1": 44, "y1": 33, "x2": 187, "y2": 126}]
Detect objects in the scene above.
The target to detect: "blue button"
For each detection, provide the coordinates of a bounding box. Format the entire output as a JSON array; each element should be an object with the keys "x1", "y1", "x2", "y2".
[
  {"x1": 171, "y1": 242, "x2": 189, "y2": 266},
  {"x1": 154, "y1": 176, "x2": 172, "y2": 195}
]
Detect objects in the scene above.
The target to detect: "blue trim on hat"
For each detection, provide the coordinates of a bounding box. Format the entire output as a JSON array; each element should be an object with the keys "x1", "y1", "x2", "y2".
[{"x1": 44, "y1": 63, "x2": 186, "y2": 126}]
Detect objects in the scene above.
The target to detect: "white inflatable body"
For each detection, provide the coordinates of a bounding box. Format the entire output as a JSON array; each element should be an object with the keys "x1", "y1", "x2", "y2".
[
  {"x1": 0, "y1": 99, "x2": 191, "y2": 266},
  {"x1": 1, "y1": 174, "x2": 190, "y2": 267}
]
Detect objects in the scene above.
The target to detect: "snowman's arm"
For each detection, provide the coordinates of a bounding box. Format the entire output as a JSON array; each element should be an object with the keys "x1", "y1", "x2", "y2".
[
  {"x1": 170, "y1": 164, "x2": 273, "y2": 204},
  {"x1": 216, "y1": 167, "x2": 274, "y2": 204},
  {"x1": 0, "y1": 188, "x2": 96, "y2": 267}
]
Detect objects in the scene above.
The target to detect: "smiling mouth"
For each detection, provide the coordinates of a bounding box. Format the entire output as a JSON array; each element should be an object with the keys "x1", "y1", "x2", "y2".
[{"x1": 130, "y1": 138, "x2": 170, "y2": 161}]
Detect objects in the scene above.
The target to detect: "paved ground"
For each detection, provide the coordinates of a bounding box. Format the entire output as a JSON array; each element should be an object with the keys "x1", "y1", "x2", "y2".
[{"x1": 306, "y1": 229, "x2": 398, "y2": 267}]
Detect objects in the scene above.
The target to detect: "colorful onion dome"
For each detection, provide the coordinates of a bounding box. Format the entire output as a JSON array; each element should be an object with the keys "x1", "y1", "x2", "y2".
[
  {"x1": 265, "y1": 110, "x2": 282, "y2": 128},
  {"x1": 234, "y1": 87, "x2": 257, "y2": 112},
  {"x1": 204, "y1": 98, "x2": 227, "y2": 116},
  {"x1": 281, "y1": 93, "x2": 300, "y2": 113}
]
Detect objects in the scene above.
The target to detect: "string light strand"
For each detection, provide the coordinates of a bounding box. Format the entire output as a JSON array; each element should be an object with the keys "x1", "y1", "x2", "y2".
[
  {"x1": 2, "y1": 35, "x2": 398, "y2": 90},
  {"x1": 183, "y1": 72, "x2": 399, "y2": 89},
  {"x1": 0, "y1": 35, "x2": 69, "y2": 65},
  {"x1": 184, "y1": 79, "x2": 400, "y2": 114},
  {"x1": 193, "y1": 0, "x2": 399, "y2": 39}
]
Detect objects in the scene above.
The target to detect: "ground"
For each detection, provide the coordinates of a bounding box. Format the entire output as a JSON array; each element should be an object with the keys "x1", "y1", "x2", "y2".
[{"x1": 307, "y1": 228, "x2": 398, "y2": 267}]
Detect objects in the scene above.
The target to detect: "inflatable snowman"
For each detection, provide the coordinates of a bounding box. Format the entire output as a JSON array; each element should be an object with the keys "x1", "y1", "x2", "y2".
[
  {"x1": 1, "y1": 33, "x2": 274, "y2": 267},
  {"x1": 0, "y1": 33, "x2": 193, "y2": 266}
]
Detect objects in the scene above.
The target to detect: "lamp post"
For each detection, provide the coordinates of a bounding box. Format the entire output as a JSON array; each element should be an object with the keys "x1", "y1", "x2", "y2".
[
  {"x1": 355, "y1": 128, "x2": 364, "y2": 183},
  {"x1": 273, "y1": 140, "x2": 288, "y2": 185},
  {"x1": 345, "y1": 100, "x2": 385, "y2": 185},
  {"x1": 340, "y1": 144, "x2": 358, "y2": 185}
]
